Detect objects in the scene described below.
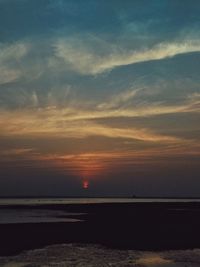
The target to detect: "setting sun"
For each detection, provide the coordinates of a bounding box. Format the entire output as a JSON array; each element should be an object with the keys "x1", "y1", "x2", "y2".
[{"x1": 83, "y1": 180, "x2": 89, "y2": 189}]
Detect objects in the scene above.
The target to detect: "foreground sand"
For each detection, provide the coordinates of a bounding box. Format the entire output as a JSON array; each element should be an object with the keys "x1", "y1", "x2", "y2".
[{"x1": 1, "y1": 243, "x2": 200, "y2": 267}]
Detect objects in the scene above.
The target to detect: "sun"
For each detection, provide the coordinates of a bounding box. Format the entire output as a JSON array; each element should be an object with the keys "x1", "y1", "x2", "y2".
[{"x1": 83, "y1": 180, "x2": 89, "y2": 189}]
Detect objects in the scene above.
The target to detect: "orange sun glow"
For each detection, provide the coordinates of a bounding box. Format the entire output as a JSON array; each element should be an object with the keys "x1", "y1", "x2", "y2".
[{"x1": 83, "y1": 180, "x2": 89, "y2": 189}]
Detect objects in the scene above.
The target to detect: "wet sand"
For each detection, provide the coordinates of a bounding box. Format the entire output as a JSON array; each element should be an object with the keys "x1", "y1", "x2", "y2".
[
  {"x1": 1, "y1": 202, "x2": 200, "y2": 256},
  {"x1": 2, "y1": 243, "x2": 199, "y2": 267}
]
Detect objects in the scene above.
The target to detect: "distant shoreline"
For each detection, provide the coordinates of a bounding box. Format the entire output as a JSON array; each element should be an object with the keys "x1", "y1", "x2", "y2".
[{"x1": 1, "y1": 196, "x2": 200, "y2": 199}]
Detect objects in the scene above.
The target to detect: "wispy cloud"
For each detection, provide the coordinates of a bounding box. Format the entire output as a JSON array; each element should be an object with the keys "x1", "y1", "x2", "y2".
[
  {"x1": 0, "y1": 101, "x2": 196, "y2": 144},
  {"x1": 0, "y1": 42, "x2": 29, "y2": 84},
  {"x1": 0, "y1": 148, "x2": 35, "y2": 156},
  {"x1": 0, "y1": 83, "x2": 199, "y2": 143},
  {"x1": 1, "y1": 35, "x2": 199, "y2": 88},
  {"x1": 54, "y1": 36, "x2": 200, "y2": 75},
  {"x1": 97, "y1": 88, "x2": 142, "y2": 109}
]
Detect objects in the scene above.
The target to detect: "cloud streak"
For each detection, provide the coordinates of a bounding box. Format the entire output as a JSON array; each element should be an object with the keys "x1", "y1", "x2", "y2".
[
  {"x1": 54, "y1": 36, "x2": 200, "y2": 75},
  {"x1": 0, "y1": 102, "x2": 197, "y2": 144},
  {"x1": 0, "y1": 109, "x2": 180, "y2": 143},
  {"x1": 0, "y1": 42, "x2": 29, "y2": 84}
]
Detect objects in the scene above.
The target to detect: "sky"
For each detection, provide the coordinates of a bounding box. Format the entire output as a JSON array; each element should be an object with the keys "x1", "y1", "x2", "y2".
[{"x1": 0, "y1": 0, "x2": 200, "y2": 197}]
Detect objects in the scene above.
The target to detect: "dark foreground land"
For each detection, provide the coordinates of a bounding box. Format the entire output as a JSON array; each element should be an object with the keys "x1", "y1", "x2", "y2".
[{"x1": 0, "y1": 202, "x2": 200, "y2": 256}]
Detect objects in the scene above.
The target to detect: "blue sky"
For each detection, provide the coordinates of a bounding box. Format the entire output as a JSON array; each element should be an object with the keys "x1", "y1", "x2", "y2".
[{"x1": 0, "y1": 0, "x2": 200, "y2": 196}]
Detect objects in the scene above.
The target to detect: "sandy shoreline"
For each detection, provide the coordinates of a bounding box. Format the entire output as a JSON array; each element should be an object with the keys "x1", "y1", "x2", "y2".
[
  {"x1": 1, "y1": 243, "x2": 200, "y2": 267},
  {"x1": 0, "y1": 202, "x2": 200, "y2": 256}
]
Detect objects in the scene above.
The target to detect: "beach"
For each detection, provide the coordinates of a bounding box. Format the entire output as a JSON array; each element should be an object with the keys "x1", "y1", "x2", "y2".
[
  {"x1": 0, "y1": 201, "x2": 200, "y2": 259},
  {"x1": 2, "y1": 243, "x2": 200, "y2": 267}
]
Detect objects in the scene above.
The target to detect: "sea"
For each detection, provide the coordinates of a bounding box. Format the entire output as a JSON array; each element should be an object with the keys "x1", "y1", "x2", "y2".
[{"x1": 0, "y1": 197, "x2": 200, "y2": 224}]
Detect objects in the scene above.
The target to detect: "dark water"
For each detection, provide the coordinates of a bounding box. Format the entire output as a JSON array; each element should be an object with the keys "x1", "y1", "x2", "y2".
[
  {"x1": 0, "y1": 197, "x2": 199, "y2": 224},
  {"x1": 0, "y1": 208, "x2": 83, "y2": 224}
]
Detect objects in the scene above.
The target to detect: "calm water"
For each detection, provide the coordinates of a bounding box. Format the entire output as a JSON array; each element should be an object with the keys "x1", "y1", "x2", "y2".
[
  {"x1": 0, "y1": 197, "x2": 200, "y2": 206},
  {"x1": 0, "y1": 197, "x2": 199, "y2": 224},
  {"x1": 0, "y1": 209, "x2": 83, "y2": 224}
]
